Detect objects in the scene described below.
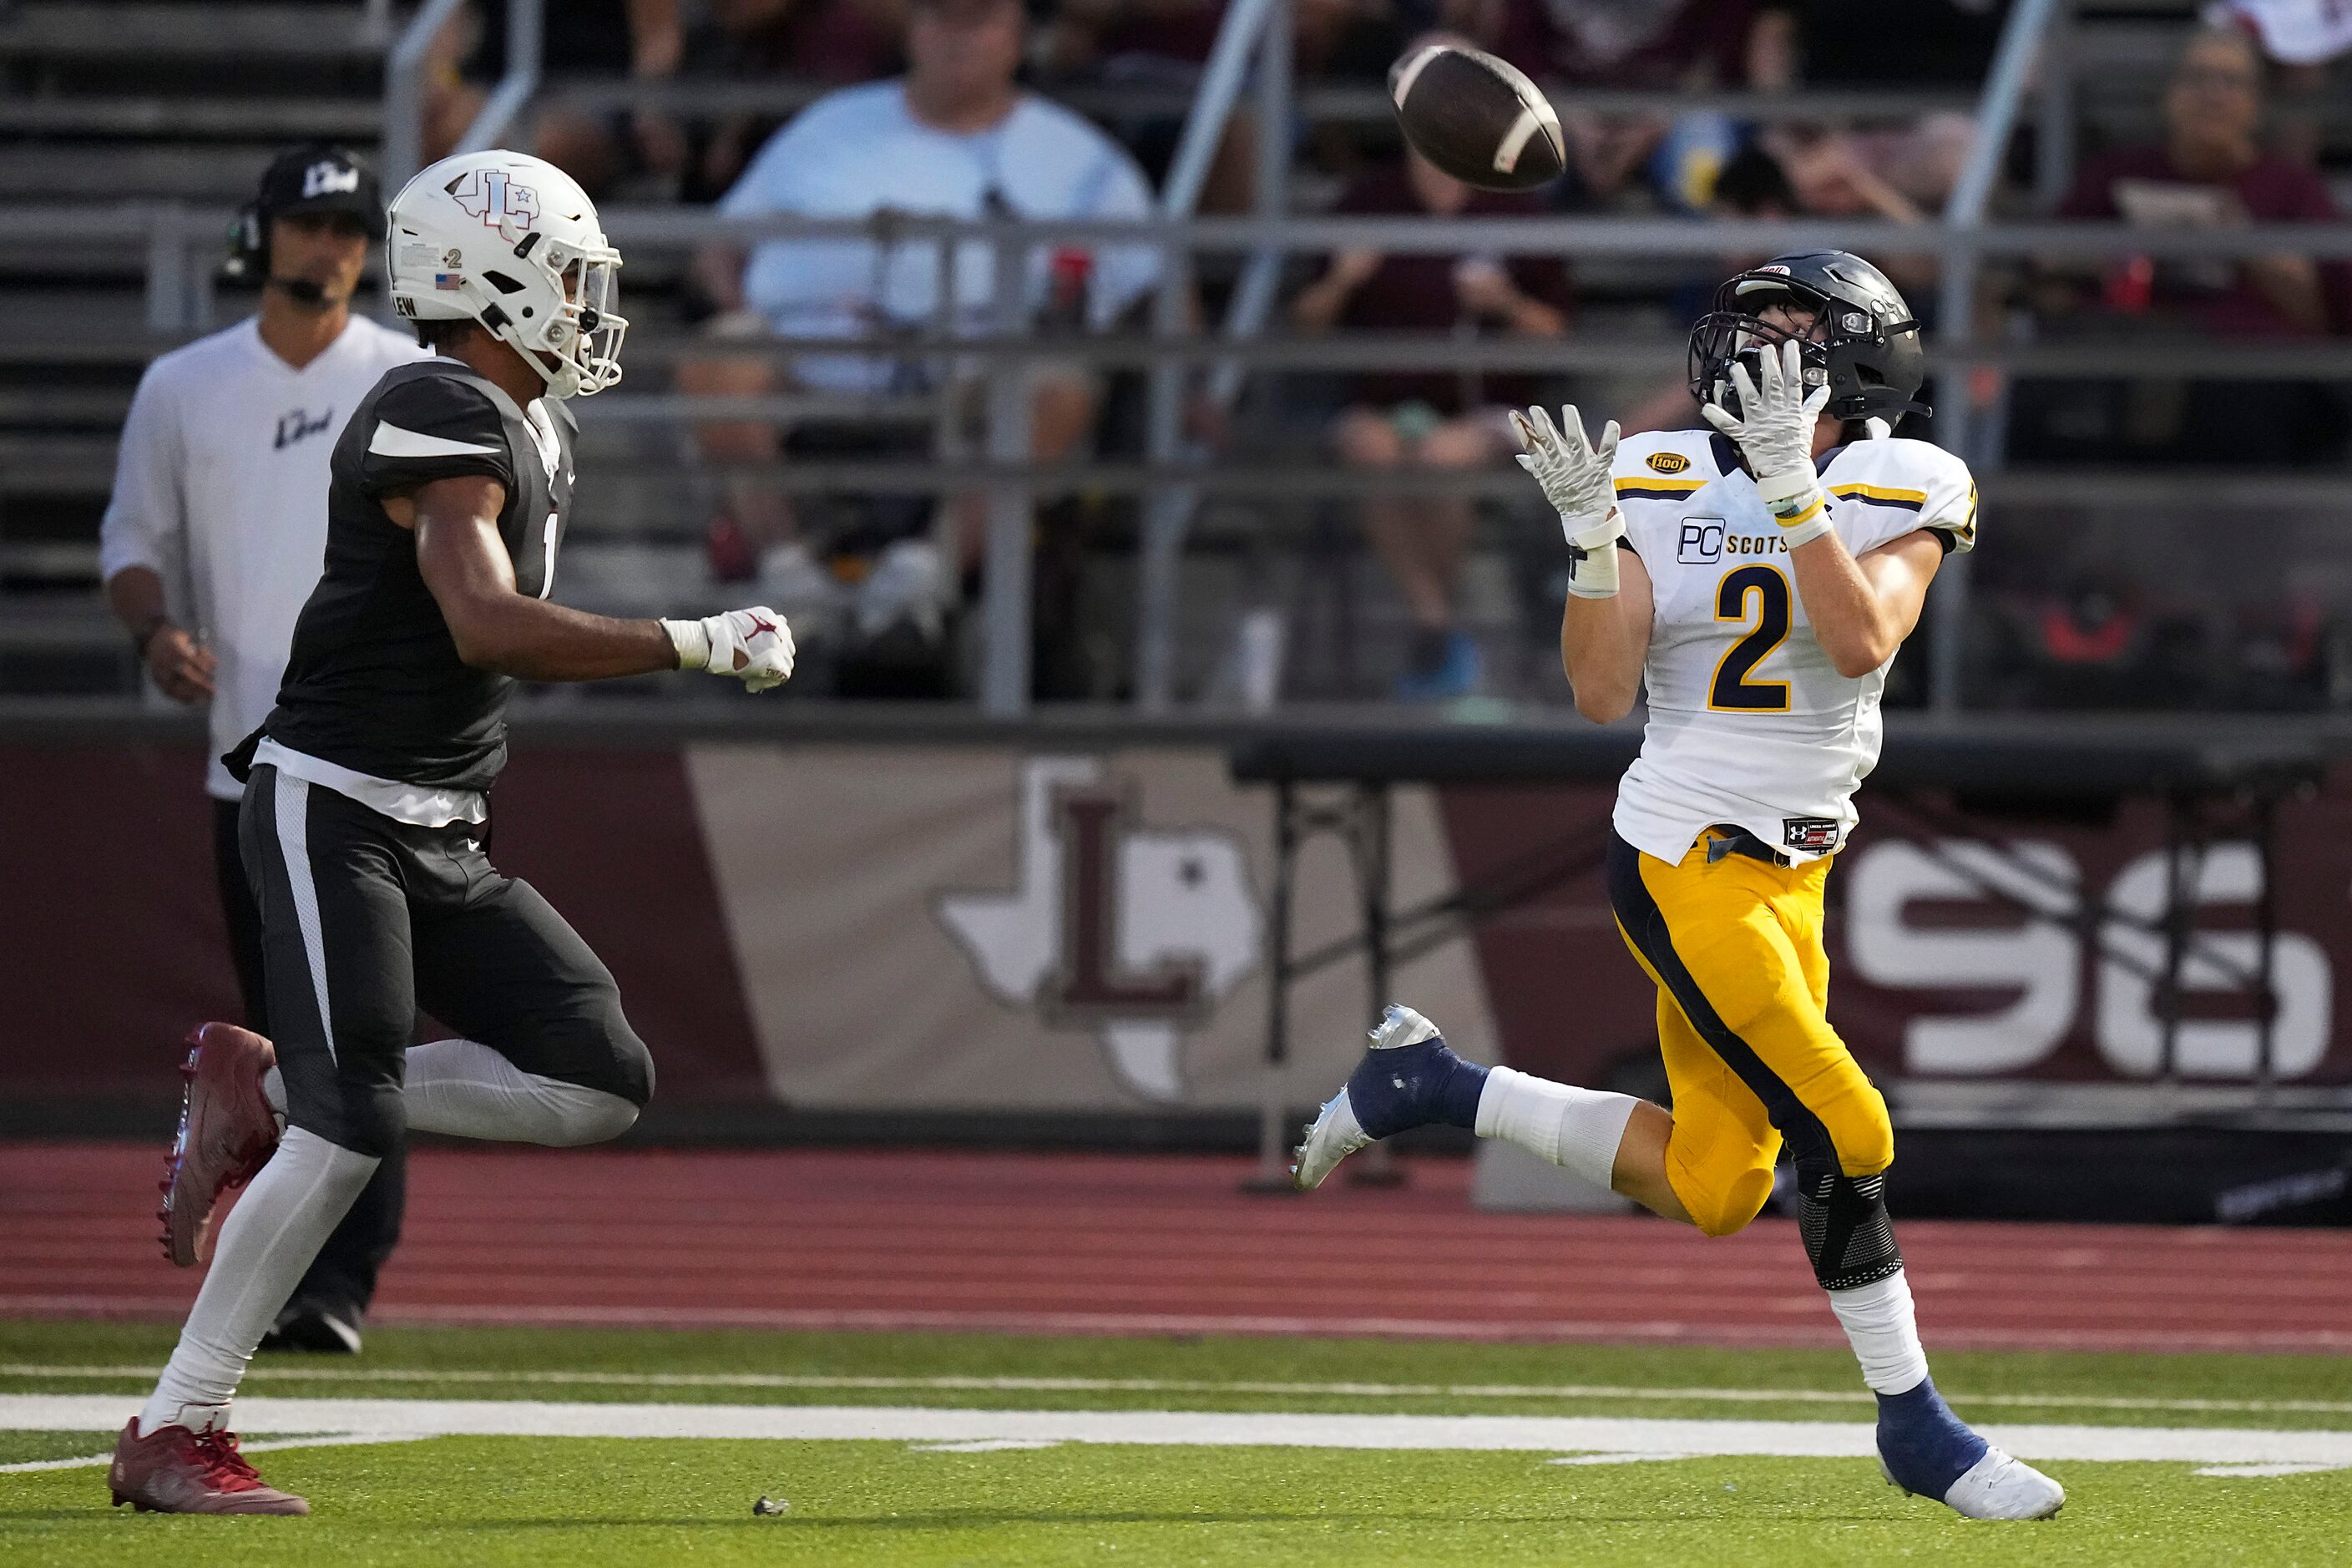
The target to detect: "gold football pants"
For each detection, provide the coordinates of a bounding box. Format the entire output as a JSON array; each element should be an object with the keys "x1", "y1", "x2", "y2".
[{"x1": 1605, "y1": 829, "x2": 1894, "y2": 1237}]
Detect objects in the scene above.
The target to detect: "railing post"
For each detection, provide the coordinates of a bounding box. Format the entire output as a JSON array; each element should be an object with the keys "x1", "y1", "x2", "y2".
[
  {"x1": 1134, "y1": 244, "x2": 1193, "y2": 711},
  {"x1": 1929, "y1": 0, "x2": 2061, "y2": 716},
  {"x1": 144, "y1": 205, "x2": 187, "y2": 334},
  {"x1": 382, "y1": 0, "x2": 468, "y2": 191},
  {"x1": 1134, "y1": 0, "x2": 1283, "y2": 709},
  {"x1": 979, "y1": 225, "x2": 1034, "y2": 716},
  {"x1": 458, "y1": 0, "x2": 544, "y2": 154},
  {"x1": 2034, "y1": 0, "x2": 2075, "y2": 212}
]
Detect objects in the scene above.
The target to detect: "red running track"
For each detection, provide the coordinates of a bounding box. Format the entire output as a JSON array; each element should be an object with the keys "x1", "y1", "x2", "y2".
[{"x1": 3, "y1": 1143, "x2": 2349, "y2": 1353}]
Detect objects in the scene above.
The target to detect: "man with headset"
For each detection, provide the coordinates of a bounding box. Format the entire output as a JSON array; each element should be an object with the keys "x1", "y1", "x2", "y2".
[{"x1": 101, "y1": 144, "x2": 427, "y2": 1353}]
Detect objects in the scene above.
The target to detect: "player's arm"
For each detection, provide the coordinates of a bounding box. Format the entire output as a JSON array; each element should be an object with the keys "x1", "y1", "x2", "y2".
[
  {"x1": 1510, "y1": 405, "x2": 1651, "y2": 723},
  {"x1": 1560, "y1": 545, "x2": 1652, "y2": 722},
  {"x1": 402, "y1": 477, "x2": 675, "y2": 680},
  {"x1": 1704, "y1": 339, "x2": 1946, "y2": 675},
  {"x1": 400, "y1": 476, "x2": 792, "y2": 689},
  {"x1": 99, "y1": 372, "x2": 215, "y2": 701},
  {"x1": 1788, "y1": 527, "x2": 1942, "y2": 679}
]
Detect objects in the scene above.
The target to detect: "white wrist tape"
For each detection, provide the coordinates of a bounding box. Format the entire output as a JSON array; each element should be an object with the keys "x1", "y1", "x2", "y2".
[
  {"x1": 1753, "y1": 468, "x2": 1834, "y2": 549},
  {"x1": 660, "y1": 618, "x2": 712, "y2": 671},
  {"x1": 1561, "y1": 508, "x2": 1624, "y2": 599}
]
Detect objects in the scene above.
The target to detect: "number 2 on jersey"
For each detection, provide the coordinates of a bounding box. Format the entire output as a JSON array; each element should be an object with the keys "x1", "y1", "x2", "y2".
[{"x1": 1709, "y1": 564, "x2": 1791, "y2": 711}]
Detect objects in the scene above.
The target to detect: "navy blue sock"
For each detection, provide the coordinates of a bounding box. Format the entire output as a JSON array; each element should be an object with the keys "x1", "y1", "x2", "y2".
[
  {"x1": 1348, "y1": 1039, "x2": 1489, "y2": 1139},
  {"x1": 1875, "y1": 1376, "x2": 1988, "y2": 1499}
]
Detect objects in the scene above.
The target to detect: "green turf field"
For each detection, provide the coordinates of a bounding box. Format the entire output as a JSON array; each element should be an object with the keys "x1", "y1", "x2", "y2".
[{"x1": 4, "y1": 1319, "x2": 2350, "y2": 1565}]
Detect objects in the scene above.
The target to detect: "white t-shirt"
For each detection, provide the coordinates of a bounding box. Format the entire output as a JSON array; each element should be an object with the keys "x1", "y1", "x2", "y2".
[
  {"x1": 718, "y1": 80, "x2": 1160, "y2": 393},
  {"x1": 2209, "y1": 0, "x2": 2352, "y2": 65},
  {"x1": 1610, "y1": 429, "x2": 1977, "y2": 865},
  {"x1": 99, "y1": 314, "x2": 431, "y2": 798}
]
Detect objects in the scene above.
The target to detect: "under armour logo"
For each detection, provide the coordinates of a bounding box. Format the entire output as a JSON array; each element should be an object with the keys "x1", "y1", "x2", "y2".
[
  {"x1": 448, "y1": 168, "x2": 539, "y2": 233},
  {"x1": 302, "y1": 161, "x2": 360, "y2": 199}
]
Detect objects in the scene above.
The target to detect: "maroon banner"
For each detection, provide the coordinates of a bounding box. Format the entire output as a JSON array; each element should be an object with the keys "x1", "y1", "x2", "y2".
[{"x1": 1443, "y1": 772, "x2": 2352, "y2": 1096}]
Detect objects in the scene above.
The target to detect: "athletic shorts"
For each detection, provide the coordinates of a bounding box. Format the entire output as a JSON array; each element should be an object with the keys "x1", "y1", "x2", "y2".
[
  {"x1": 239, "y1": 763, "x2": 654, "y2": 1158},
  {"x1": 1605, "y1": 828, "x2": 1894, "y2": 1237}
]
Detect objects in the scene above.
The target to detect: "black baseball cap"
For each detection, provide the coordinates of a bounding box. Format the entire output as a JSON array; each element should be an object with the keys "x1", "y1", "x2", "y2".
[{"x1": 255, "y1": 144, "x2": 386, "y2": 240}]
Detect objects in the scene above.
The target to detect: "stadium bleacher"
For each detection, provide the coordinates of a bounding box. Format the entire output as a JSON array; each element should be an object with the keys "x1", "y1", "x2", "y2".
[{"x1": 2, "y1": 0, "x2": 2348, "y2": 707}]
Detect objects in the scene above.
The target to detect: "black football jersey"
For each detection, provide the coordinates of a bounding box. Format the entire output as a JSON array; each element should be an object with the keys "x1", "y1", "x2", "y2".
[{"x1": 261, "y1": 359, "x2": 574, "y2": 792}]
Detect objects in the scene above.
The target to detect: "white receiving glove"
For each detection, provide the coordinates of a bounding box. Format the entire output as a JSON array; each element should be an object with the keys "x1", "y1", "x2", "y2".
[
  {"x1": 1510, "y1": 403, "x2": 1626, "y2": 599},
  {"x1": 1700, "y1": 337, "x2": 1835, "y2": 548},
  {"x1": 663, "y1": 606, "x2": 796, "y2": 692}
]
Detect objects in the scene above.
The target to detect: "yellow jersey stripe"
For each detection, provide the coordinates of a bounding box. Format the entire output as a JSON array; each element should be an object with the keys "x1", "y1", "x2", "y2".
[{"x1": 1828, "y1": 483, "x2": 1929, "y2": 510}]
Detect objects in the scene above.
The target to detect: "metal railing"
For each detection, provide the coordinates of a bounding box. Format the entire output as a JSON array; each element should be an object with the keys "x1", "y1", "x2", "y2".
[
  {"x1": 1932, "y1": 0, "x2": 2066, "y2": 711},
  {"x1": 22, "y1": 0, "x2": 2352, "y2": 711},
  {"x1": 16, "y1": 200, "x2": 2352, "y2": 700},
  {"x1": 382, "y1": 0, "x2": 542, "y2": 193}
]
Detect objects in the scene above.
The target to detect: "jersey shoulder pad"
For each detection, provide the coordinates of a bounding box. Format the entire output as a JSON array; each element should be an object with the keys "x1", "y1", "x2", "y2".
[
  {"x1": 353, "y1": 368, "x2": 517, "y2": 496},
  {"x1": 1611, "y1": 428, "x2": 1722, "y2": 505},
  {"x1": 1822, "y1": 438, "x2": 1976, "y2": 552}
]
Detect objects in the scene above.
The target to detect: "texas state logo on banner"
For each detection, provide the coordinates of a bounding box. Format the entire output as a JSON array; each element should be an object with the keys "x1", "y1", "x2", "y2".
[{"x1": 936, "y1": 757, "x2": 1260, "y2": 1100}]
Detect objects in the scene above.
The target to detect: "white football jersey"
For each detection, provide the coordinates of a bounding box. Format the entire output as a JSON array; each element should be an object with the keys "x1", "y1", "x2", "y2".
[{"x1": 1609, "y1": 428, "x2": 1976, "y2": 864}]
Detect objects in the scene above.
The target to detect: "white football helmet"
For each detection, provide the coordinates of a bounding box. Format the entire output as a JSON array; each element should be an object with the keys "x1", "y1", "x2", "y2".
[{"x1": 386, "y1": 149, "x2": 625, "y2": 398}]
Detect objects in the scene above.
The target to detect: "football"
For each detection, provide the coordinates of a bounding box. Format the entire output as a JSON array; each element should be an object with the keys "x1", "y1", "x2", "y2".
[{"x1": 1387, "y1": 43, "x2": 1567, "y2": 191}]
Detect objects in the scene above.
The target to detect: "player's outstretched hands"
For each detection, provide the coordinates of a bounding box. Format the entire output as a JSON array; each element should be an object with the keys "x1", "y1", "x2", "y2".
[
  {"x1": 1510, "y1": 403, "x2": 1618, "y2": 527},
  {"x1": 1700, "y1": 337, "x2": 1829, "y2": 481},
  {"x1": 665, "y1": 607, "x2": 796, "y2": 692}
]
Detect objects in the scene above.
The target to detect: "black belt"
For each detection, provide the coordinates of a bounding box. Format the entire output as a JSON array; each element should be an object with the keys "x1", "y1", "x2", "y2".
[{"x1": 1704, "y1": 824, "x2": 1794, "y2": 868}]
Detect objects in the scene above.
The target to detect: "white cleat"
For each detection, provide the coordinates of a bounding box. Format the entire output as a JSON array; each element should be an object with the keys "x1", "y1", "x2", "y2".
[
  {"x1": 1291, "y1": 1090, "x2": 1369, "y2": 1192},
  {"x1": 1369, "y1": 1003, "x2": 1441, "y2": 1050},
  {"x1": 1290, "y1": 1004, "x2": 1447, "y2": 1191},
  {"x1": 1884, "y1": 1446, "x2": 2066, "y2": 1521}
]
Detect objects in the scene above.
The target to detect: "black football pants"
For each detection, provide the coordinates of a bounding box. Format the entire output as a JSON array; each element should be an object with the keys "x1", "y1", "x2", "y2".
[
  {"x1": 215, "y1": 797, "x2": 404, "y2": 1324},
  {"x1": 234, "y1": 766, "x2": 654, "y2": 1233}
]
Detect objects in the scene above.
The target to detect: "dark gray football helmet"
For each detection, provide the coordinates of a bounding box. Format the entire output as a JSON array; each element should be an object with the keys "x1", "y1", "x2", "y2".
[{"x1": 1687, "y1": 250, "x2": 1929, "y2": 426}]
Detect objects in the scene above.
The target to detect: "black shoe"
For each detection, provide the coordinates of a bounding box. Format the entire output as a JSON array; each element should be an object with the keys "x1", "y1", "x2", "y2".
[{"x1": 256, "y1": 1304, "x2": 362, "y2": 1355}]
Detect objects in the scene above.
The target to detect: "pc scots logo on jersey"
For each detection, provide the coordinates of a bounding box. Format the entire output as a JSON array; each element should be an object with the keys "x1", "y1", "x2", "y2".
[
  {"x1": 448, "y1": 167, "x2": 539, "y2": 232},
  {"x1": 938, "y1": 757, "x2": 1261, "y2": 1101}
]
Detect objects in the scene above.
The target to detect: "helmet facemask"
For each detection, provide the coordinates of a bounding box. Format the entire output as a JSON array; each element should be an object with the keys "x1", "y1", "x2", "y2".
[
  {"x1": 1687, "y1": 278, "x2": 1837, "y2": 421},
  {"x1": 478, "y1": 233, "x2": 626, "y2": 400},
  {"x1": 1687, "y1": 263, "x2": 1924, "y2": 426}
]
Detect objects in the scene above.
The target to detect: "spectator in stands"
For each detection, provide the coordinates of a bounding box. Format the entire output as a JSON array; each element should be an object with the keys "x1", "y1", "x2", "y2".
[
  {"x1": 1448, "y1": 0, "x2": 1786, "y2": 201},
  {"x1": 1292, "y1": 141, "x2": 1573, "y2": 701},
  {"x1": 2206, "y1": 0, "x2": 2352, "y2": 166},
  {"x1": 675, "y1": 0, "x2": 908, "y2": 204},
  {"x1": 2060, "y1": 25, "x2": 2349, "y2": 337},
  {"x1": 428, "y1": 0, "x2": 685, "y2": 197},
  {"x1": 2024, "y1": 24, "x2": 2352, "y2": 463},
  {"x1": 683, "y1": 0, "x2": 1160, "y2": 690},
  {"x1": 1619, "y1": 142, "x2": 1803, "y2": 436}
]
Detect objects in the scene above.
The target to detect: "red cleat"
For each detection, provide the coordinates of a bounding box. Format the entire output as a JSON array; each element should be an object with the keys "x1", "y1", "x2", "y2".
[
  {"x1": 158, "y1": 1022, "x2": 281, "y2": 1267},
  {"x1": 109, "y1": 1419, "x2": 309, "y2": 1515}
]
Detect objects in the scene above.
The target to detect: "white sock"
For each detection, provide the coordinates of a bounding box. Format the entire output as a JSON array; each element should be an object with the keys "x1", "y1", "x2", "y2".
[
  {"x1": 1828, "y1": 1267, "x2": 1931, "y2": 1395},
  {"x1": 138, "y1": 1127, "x2": 377, "y2": 1436},
  {"x1": 1472, "y1": 1066, "x2": 1640, "y2": 1191},
  {"x1": 404, "y1": 1038, "x2": 639, "y2": 1146}
]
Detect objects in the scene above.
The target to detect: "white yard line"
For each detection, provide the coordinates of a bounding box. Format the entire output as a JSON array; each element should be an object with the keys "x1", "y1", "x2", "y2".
[
  {"x1": 2, "y1": 1396, "x2": 2349, "y2": 1474},
  {"x1": 5, "y1": 1363, "x2": 2349, "y2": 1418}
]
